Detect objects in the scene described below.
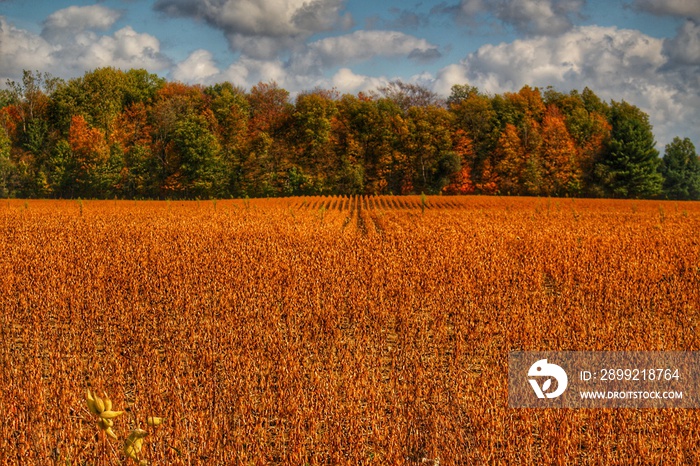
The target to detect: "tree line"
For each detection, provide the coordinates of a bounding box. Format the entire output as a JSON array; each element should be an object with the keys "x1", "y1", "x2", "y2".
[{"x1": 1, "y1": 68, "x2": 699, "y2": 200}]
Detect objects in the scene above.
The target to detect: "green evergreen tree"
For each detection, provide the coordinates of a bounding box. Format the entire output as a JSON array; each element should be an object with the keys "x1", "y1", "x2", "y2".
[
  {"x1": 597, "y1": 101, "x2": 663, "y2": 198},
  {"x1": 661, "y1": 137, "x2": 700, "y2": 200}
]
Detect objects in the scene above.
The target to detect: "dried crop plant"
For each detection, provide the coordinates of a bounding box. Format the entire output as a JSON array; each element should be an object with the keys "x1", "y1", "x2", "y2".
[{"x1": 0, "y1": 197, "x2": 698, "y2": 464}]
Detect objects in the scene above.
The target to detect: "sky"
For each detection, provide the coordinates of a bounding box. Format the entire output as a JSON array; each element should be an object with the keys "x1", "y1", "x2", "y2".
[{"x1": 1, "y1": 0, "x2": 699, "y2": 149}]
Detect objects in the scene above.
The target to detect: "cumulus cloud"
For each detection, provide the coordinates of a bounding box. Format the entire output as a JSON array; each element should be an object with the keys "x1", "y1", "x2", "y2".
[
  {"x1": 631, "y1": 0, "x2": 700, "y2": 20},
  {"x1": 72, "y1": 27, "x2": 170, "y2": 71},
  {"x1": 440, "y1": 0, "x2": 584, "y2": 35},
  {"x1": 172, "y1": 49, "x2": 220, "y2": 82},
  {"x1": 432, "y1": 64, "x2": 470, "y2": 96},
  {"x1": 331, "y1": 68, "x2": 389, "y2": 94},
  {"x1": 220, "y1": 56, "x2": 311, "y2": 90},
  {"x1": 171, "y1": 29, "x2": 438, "y2": 93},
  {"x1": 42, "y1": 5, "x2": 122, "y2": 42},
  {"x1": 1, "y1": 12, "x2": 169, "y2": 85},
  {"x1": 436, "y1": 26, "x2": 665, "y2": 94},
  {"x1": 154, "y1": 0, "x2": 352, "y2": 59},
  {"x1": 170, "y1": 53, "x2": 323, "y2": 90},
  {"x1": 0, "y1": 17, "x2": 56, "y2": 83},
  {"x1": 663, "y1": 20, "x2": 700, "y2": 66},
  {"x1": 292, "y1": 30, "x2": 441, "y2": 73},
  {"x1": 432, "y1": 25, "x2": 697, "y2": 147}
]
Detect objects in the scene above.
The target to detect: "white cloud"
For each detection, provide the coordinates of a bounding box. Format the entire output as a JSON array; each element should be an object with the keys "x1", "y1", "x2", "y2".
[
  {"x1": 4, "y1": 3, "x2": 339, "y2": 124},
  {"x1": 221, "y1": 56, "x2": 302, "y2": 89},
  {"x1": 432, "y1": 25, "x2": 697, "y2": 148},
  {"x1": 291, "y1": 30, "x2": 441, "y2": 74},
  {"x1": 42, "y1": 5, "x2": 122, "y2": 41},
  {"x1": 632, "y1": 0, "x2": 700, "y2": 20},
  {"x1": 437, "y1": 26, "x2": 665, "y2": 93},
  {"x1": 0, "y1": 17, "x2": 56, "y2": 83},
  {"x1": 172, "y1": 49, "x2": 220, "y2": 82},
  {"x1": 77, "y1": 27, "x2": 170, "y2": 71},
  {"x1": 433, "y1": 64, "x2": 470, "y2": 96},
  {"x1": 154, "y1": 0, "x2": 351, "y2": 59},
  {"x1": 331, "y1": 68, "x2": 388, "y2": 94},
  {"x1": 176, "y1": 29, "x2": 440, "y2": 93},
  {"x1": 1, "y1": 16, "x2": 170, "y2": 85}
]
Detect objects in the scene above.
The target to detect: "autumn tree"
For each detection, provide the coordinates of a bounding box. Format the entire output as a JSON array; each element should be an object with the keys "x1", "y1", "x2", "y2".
[
  {"x1": 5, "y1": 70, "x2": 60, "y2": 137},
  {"x1": 494, "y1": 85, "x2": 546, "y2": 130},
  {"x1": 540, "y1": 106, "x2": 580, "y2": 196},
  {"x1": 544, "y1": 87, "x2": 611, "y2": 196},
  {"x1": 68, "y1": 114, "x2": 109, "y2": 196},
  {"x1": 123, "y1": 69, "x2": 166, "y2": 107},
  {"x1": 289, "y1": 90, "x2": 338, "y2": 194},
  {"x1": 442, "y1": 129, "x2": 476, "y2": 194},
  {"x1": 0, "y1": 123, "x2": 15, "y2": 197},
  {"x1": 110, "y1": 103, "x2": 156, "y2": 197},
  {"x1": 378, "y1": 80, "x2": 444, "y2": 113},
  {"x1": 329, "y1": 95, "x2": 365, "y2": 194},
  {"x1": 567, "y1": 108, "x2": 611, "y2": 197},
  {"x1": 243, "y1": 82, "x2": 292, "y2": 196},
  {"x1": 50, "y1": 68, "x2": 163, "y2": 137},
  {"x1": 495, "y1": 123, "x2": 526, "y2": 195},
  {"x1": 402, "y1": 105, "x2": 461, "y2": 194},
  {"x1": 491, "y1": 87, "x2": 547, "y2": 195},
  {"x1": 206, "y1": 82, "x2": 249, "y2": 196},
  {"x1": 46, "y1": 68, "x2": 164, "y2": 197},
  {"x1": 3, "y1": 70, "x2": 64, "y2": 195},
  {"x1": 334, "y1": 93, "x2": 404, "y2": 194},
  {"x1": 448, "y1": 86, "x2": 499, "y2": 193},
  {"x1": 446, "y1": 84, "x2": 479, "y2": 106},
  {"x1": 148, "y1": 82, "x2": 208, "y2": 196}
]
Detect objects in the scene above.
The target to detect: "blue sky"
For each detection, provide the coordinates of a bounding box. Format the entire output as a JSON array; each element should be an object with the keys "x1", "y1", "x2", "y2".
[{"x1": 1, "y1": 0, "x2": 699, "y2": 148}]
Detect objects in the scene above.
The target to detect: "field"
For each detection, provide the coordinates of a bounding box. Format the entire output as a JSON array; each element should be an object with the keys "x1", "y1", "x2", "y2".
[{"x1": 1, "y1": 196, "x2": 700, "y2": 465}]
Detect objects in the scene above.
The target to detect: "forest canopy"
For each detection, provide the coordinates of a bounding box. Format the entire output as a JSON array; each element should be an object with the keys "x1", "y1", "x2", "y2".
[{"x1": 1, "y1": 68, "x2": 698, "y2": 200}]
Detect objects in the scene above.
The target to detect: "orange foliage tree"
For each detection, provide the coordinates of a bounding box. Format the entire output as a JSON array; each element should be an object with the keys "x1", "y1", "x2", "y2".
[
  {"x1": 443, "y1": 129, "x2": 476, "y2": 194},
  {"x1": 540, "y1": 106, "x2": 580, "y2": 196},
  {"x1": 68, "y1": 115, "x2": 108, "y2": 194},
  {"x1": 495, "y1": 123, "x2": 527, "y2": 195}
]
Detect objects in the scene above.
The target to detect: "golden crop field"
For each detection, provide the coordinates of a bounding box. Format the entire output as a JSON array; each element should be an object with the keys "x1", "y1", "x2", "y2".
[{"x1": 1, "y1": 196, "x2": 700, "y2": 465}]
